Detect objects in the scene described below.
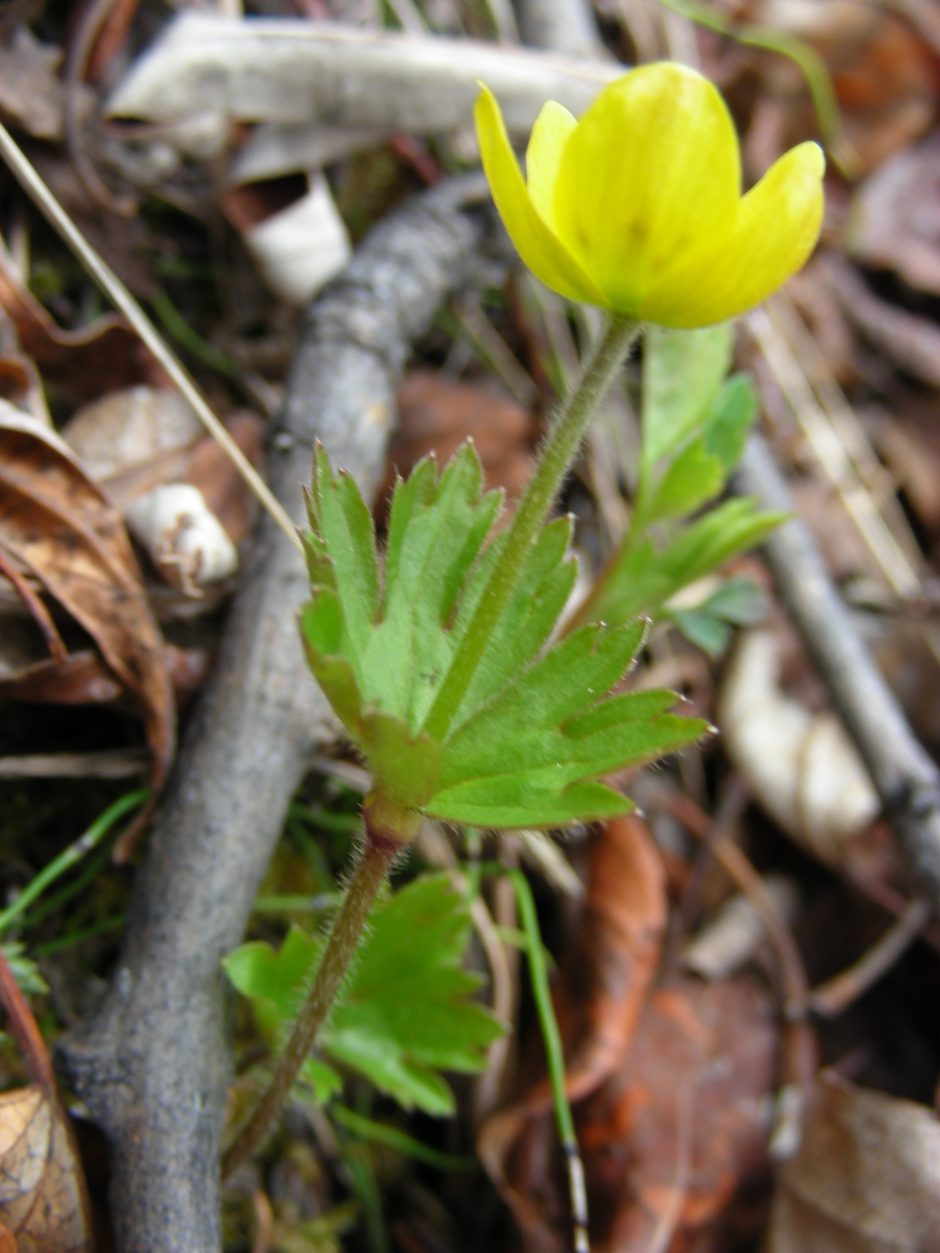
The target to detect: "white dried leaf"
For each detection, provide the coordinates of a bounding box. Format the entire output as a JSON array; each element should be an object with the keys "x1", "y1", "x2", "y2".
[
  {"x1": 242, "y1": 176, "x2": 351, "y2": 306},
  {"x1": 720, "y1": 630, "x2": 879, "y2": 862},
  {"x1": 125, "y1": 484, "x2": 238, "y2": 594},
  {"x1": 61, "y1": 387, "x2": 202, "y2": 483},
  {"x1": 107, "y1": 13, "x2": 620, "y2": 133}
]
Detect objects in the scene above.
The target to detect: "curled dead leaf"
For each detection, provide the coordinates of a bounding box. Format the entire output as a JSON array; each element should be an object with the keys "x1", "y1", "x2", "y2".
[
  {"x1": 720, "y1": 629, "x2": 879, "y2": 864},
  {"x1": 767, "y1": 1073, "x2": 940, "y2": 1252},
  {"x1": 0, "y1": 1089, "x2": 92, "y2": 1253},
  {"x1": 0, "y1": 416, "x2": 175, "y2": 857},
  {"x1": 125, "y1": 484, "x2": 238, "y2": 593},
  {"x1": 0, "y1": 237, "x2": 160, "y2": 402}
]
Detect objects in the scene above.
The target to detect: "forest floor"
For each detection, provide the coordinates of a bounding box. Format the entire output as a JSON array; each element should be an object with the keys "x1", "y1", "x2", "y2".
[{"x1": 0, "y1": 2, "x2": 939, "y2": 1251}]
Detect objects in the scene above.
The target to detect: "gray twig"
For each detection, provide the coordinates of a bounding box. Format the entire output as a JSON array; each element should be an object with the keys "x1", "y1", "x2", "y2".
[
  {"x1": 734, "y1": 432, "x2": 940, "y2": 909},
  {"x1": 513, "y1": 0, "x2": 607, "y2": 59},
  {"x1": 57, "y1": 177, "x2": 490, "y2": 1253}
]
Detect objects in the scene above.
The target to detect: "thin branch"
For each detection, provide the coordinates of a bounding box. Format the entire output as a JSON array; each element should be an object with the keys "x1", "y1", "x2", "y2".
[
  {"x1": 734, "y1": 432, "x2": 940, "y2": 910},
  {"x1": 514, "y1": 0, "x2": 607, "y2": 58}
]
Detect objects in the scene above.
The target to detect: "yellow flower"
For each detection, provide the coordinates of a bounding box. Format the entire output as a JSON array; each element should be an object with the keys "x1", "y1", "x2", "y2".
[{"x1": 475, "y1": 62, "x2": 825, "y2": 328}]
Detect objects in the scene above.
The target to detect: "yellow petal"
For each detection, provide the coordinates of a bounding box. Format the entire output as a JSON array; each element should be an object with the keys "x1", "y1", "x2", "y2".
[
  {"x1": 525, "y1": 100, "x2": 577, "y2": 226},
  {"x1": 474, "y1": 86, "x2": 604, "y2": 306},
  {"x1": 642, "y1": 141, "x2": 826, "y2": 327},
  {"x1": 552, "y1": 63, "x2": 740, "y2": 312}
]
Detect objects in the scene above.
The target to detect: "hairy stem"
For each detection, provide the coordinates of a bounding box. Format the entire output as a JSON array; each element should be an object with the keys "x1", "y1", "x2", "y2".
[
  {"x1": 423, "y1": 313, "x2": 640, "y2": 739},
  {"x1": 221, "y1": 819, "x2": 404, "y2": 1177}
]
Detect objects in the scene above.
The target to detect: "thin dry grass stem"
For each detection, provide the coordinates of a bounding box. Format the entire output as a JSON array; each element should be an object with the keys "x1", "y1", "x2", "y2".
[
  {"x1": 450, "y1": 296, "x2": 538, "y2": 407},
  {"x1": 747, "y1": 299, "x2": 922, "y2": 597},
  {"x1": 666, "y1": 787, "x2": 816, "y2": 1155},
  {"x1": 0, "y1": 120, "x2": 302, "y2": 553},
  {"x1": 809, "y1": 896, "x2": 931, "y2": 1018},
  {"x1": 665, "y1": 789, "x2": 812, "y2": 1044}
]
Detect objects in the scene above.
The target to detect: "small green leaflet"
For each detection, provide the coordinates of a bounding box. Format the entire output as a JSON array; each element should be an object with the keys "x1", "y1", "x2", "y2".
[
  {"x1": 670, "y1": 576, "x2": 768, "y2": 657},
  {"x1": 588, "y1": 498, "x2": 783, "y2": 626},
  {"x1": 584, "y1": 327, "x2": 783, "y2": 632},
  {"x1": 641, "y1": 323, "x2": 733, "y2": 470},
  {"x1": 301, "y1": 442, "x2": 704, "y2": 828},
  {"x1": 224, "y1": 874, "x2": 503, "y2": 1115}
]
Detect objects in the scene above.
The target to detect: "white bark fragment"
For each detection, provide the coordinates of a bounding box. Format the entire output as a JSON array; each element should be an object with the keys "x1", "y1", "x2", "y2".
[
  {"x1": 125, "y1": 484, "x2": 238, "y2": 594},
  {"x1": 720, "y1": 629, "x2": 880, "y2": 861},
  {"x1": 107, "y1": 13, "x2": 622, "y2": 134},
  {"x1": 242, "y1": 176, "x2": 352, "y2": 305}
]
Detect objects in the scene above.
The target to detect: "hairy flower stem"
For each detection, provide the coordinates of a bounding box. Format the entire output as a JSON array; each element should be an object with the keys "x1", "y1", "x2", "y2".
[
  {"x1": 424, "y1": 313, "x2": 640, "y2": 739},
  {"x1": 222, "y1": 822, "x2": 404, "y2": 1178}
]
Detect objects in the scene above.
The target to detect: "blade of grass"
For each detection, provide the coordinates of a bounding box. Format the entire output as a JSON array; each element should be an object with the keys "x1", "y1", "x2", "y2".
[
  {"x1": 332, "y1": 1104, "x2": 477, "y2": 1172},
  {"x1": 0, "y1": 789, "x2": 147, "y2": 935},
  {"x1": 492, "y1": 865, "x2": 590, "y2": 1253}
]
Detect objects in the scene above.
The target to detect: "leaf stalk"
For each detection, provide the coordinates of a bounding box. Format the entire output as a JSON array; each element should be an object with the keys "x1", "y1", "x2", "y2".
[
  {"x1": 423, "y1": 313, "x2": 640, "y2": 738},
  {"x1": 222, "y1": 818, "x2": 404, "y2": 1177}
]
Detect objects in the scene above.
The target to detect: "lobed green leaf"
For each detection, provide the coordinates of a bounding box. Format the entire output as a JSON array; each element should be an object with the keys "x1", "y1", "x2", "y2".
[{"x1": 224, "y1": 875, "x2": 503, "y2": 1116}]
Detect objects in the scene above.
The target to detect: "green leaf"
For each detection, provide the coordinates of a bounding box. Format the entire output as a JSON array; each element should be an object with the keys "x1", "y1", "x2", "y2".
[
  {"x1": 451, "y1": 516, "x2": 578, "y2": 724},
  {"x1": 670, "y1": 609, "x2": 732, "y2": 656},
  {"x1": 425, "y1": 776, "x2": 633, "y2": 828},
  {"x1": 670, "y1": 576, "x2": 767, "y2": 657},
  {"x1": 588, "y1": 500, "x2": 784, "y2": 625},
  {"x1": 223, "y1": 925, "x2": 345, "y2": 1104},
  {"x1": 300, "y1": 594, "x2": 367, "y2": 744},
  {"x1": 302, "y1": 443, "x2": 504, "y2": 742},
  {"x1": 642, "y1": 324, "x2": 733, "y2": 469},
  {"x1": 225, "y1": 875, "x2": 503, "y2": 1116},
  {"x1": 699, "y1": 575, "x2": 767, "y2": 626},
  {"x1": 703, "y1": 374, "x2": 757, "y2": 473},
  {"x1": 361, "y1": 445, "x2": 502, "y2": 727},
  {"x1": 301, "y1": 443, "x2": 707, "y2": 831},
  {"x1": 426, "y1": 622, "x2": 706, "y2": 828},
  {"x1": 358, "y1": 710, "x2": 441, "y2": 810},
  {"x1": 437, "y1": 622, "x2": 647, "y2": 786},
  {"x1": 644, "y1": 438, "x2": 725, "y2": 523},
  {"x1": 306, "y1": 444, "x2": 380, "y2": 660},
  {"x1": 642, "y1": 371, "x2": 758, "y2": 525},
  {"x1": 1, "y1": 941, "x2": 47, "y2": 996}
]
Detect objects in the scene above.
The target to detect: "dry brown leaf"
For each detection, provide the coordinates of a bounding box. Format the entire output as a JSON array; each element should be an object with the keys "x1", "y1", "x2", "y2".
[
  {"x1": 483, "y1": 975, "x2": 778, "y2": 1253},
  {"x1": 767, "y1": 1073, "x2": 940, "y2": 1252},
  {"x1": 60, "y1": 386, "x2": 203, "y2": 485},
  {"x1": 0, "y1": 1089, "x2": 92, "y2": 1253},
  {"x1": 0, "y1": 645, "x2": 209, "y2": 710},
  {"x1": 0, "y1": 417, "x2": 175, "y2": 856},
  {"x1": 61, "y1": 391, "x2": 264, "y2": 552},
  {"x1": 752, "y1": 1, "x2": 937, "y2": 175},
  {"x1": 0, "y1": 239, "x2": 160, "y2": 403},
  {"x1": 385, "y1": 370, "x2": 536, "y2": 510},
  {"x1": 586, "y1": 977, "x2": 778, "y2": 1253},
  {"x1": 0, "y1": 29, "x2": 64, "y2": 140},
  {"x1": 557, "y1": 815, "x2": 668, "y2": 1100},
  {"x1": 180, "y1": 410, "x2": 264, "y2": 546},
  {"x1": 0, "y1": 1221, "x2": 17, "y2": 1251},
  {"x1": 847, "y1": 136, "x2": 940, "y2": 298}
]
